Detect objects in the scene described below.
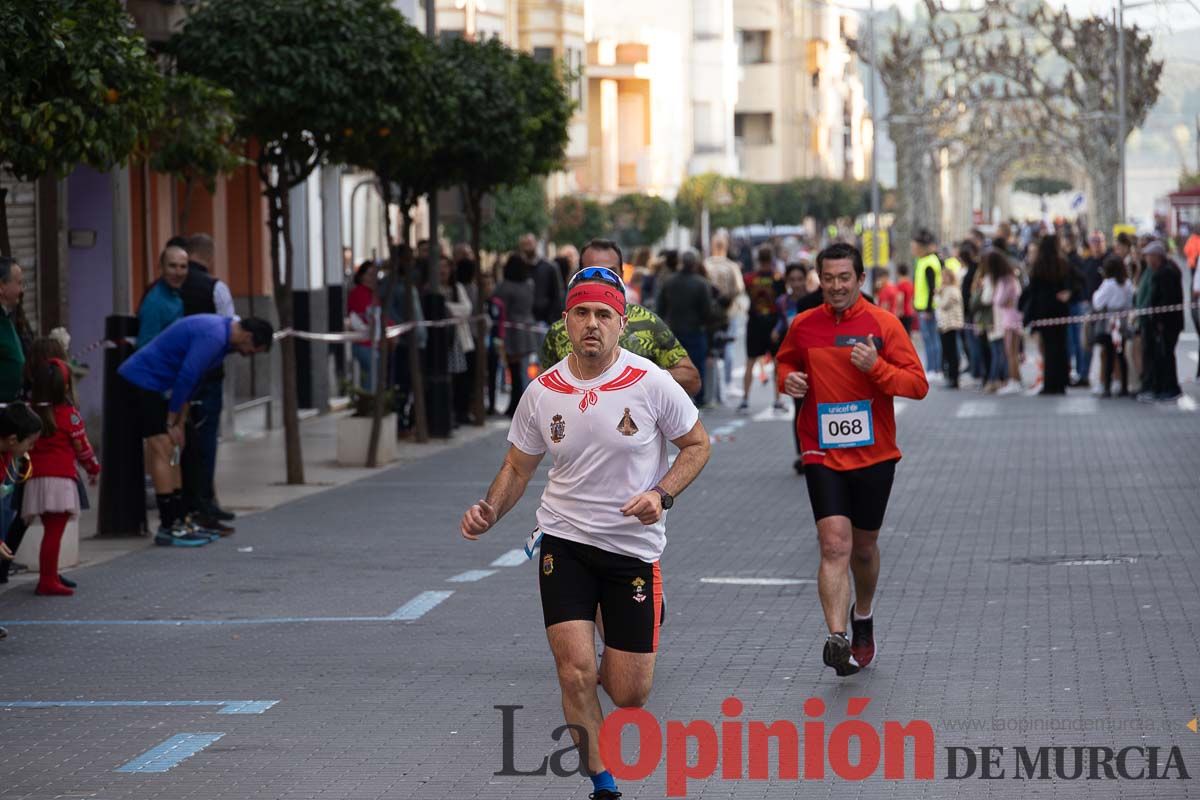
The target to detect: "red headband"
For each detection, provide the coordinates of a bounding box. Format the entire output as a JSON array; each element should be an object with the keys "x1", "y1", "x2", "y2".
[{"x1": 566, "y1": 283, "x2": 626, "y2": 316}]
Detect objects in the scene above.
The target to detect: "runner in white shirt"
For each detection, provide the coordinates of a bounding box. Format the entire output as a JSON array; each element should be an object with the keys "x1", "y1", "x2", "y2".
[{"x1": 460, "y1": 252, "x2": 710, "y2": 800}]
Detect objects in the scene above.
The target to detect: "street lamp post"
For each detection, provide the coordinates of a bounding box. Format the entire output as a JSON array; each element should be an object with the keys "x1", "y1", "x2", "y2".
[
  {"x1": 1116, "y1": 3, "x2": 1126, "y2": 224},
  {"x1": 868, "y1": 0, "x2": 881, "y2": 265}
]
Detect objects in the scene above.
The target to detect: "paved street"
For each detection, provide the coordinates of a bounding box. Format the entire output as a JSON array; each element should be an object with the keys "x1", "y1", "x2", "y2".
[{"x1": 2, "y1": 342, "x2": 1200, "y2": 799}]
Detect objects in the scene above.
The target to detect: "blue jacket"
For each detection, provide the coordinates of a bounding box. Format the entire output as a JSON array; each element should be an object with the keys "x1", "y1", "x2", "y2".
[
  {"x1": 136, "y1": 281, "x2": 184, "y2": 349},
  {"x1": 119, "y1": 314, "x2": 232, "y2": 413}
]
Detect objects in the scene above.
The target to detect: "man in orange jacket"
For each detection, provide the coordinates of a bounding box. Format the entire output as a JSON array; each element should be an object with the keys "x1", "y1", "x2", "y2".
[{"x1": 776, "y1": 242, "x2": 929, "y2": 677}]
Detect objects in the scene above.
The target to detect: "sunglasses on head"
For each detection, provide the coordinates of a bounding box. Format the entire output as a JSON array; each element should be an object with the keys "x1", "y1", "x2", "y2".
[{"x1": 569, "y1": 266, "x2": 626, "y2": 294}]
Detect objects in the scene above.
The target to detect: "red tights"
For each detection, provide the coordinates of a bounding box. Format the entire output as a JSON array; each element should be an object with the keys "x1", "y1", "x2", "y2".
[{"x1": 35, "y1": 512, "x2": 72, "y2": 596}]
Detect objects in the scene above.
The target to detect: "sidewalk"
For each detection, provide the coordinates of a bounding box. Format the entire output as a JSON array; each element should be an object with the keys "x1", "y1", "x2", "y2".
[{"x1": 0, "y1": 410, "x2": 509, "y2": 592}]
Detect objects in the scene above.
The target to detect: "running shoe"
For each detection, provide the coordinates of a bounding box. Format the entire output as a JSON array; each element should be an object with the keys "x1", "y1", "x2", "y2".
[
  {"x1": 0, "y1": 625, "x2": 7, "y2": 641},
  {"x1": 589, "y1": 791, "x2": 622, "y2": 800},
  {"x1": 154, "y1": 524, "x2": 211, "y2": 547},
  {"x1": 737, "y1": 400, "x2": 749, "y2": 413},
  {"x1": 849, "y1": 606, "x2": 875, "y2": 668},
  {"x1": 822, "y1": 632, "x2": 860, "y2": 677},
  {"x1": 183, "y1": 516, "x2": 223, "y2": 542},
  {"x1": 773, "y1": 398, "x2": 788, "y2": 413}
]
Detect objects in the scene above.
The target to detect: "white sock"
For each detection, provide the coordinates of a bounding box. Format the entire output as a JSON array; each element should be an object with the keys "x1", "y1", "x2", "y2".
[{"x1": 852, "y1": 604, "x2": 873, "y2": 621}]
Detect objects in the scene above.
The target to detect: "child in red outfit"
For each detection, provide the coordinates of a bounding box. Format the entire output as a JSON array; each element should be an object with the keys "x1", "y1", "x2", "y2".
[{"x1": 24, "y1": 359, "x2": 100, "y2": 596}]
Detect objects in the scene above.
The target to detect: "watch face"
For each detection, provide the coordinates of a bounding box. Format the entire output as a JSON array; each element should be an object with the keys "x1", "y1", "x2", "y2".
[{"x1": 661, "y1": 494, "x2": 674, "y2": 510}]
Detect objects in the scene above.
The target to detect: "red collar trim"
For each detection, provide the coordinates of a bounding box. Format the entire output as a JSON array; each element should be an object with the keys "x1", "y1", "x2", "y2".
[{"x1": 537, "y1": 364, "x2": 648, "y2": 412}]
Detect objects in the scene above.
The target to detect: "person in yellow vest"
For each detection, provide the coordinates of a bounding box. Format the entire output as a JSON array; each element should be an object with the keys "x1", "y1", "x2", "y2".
[{"x1": 911, "y1": 229, "x2": 943, "y2": 376}]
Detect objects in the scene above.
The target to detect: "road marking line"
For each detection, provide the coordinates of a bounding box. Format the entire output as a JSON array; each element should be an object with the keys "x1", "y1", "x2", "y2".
[
  {"x1": 955, "y1": 401, "x2": 997, "y2": 418},
  {"x1": 387, "y1": 590, "x2": 454, "y2": 621},
  {"x1": 0, "y1": 700, "x2": 278, "y2": 714},
  {"x1": 490, "y1": 549, "x2": 527, "y2": 567},
  {"x1": 116, "y1": 733, "x2": 224, "y2": 773},
  {"x1": 447, "y1": 569, "x2": 497, "y2": 583},
  {"x1": 0, "y1": 616, "x2": 406, "y2": 626},
  {"x1": 700, "y1": 577, "x2": 817, "y2": 586},
  {"x1": 1056, "y1": 397, "x2": 1098, "y2": 415}
]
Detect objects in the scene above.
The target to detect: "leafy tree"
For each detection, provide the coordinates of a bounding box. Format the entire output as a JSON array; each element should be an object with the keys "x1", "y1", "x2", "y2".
[
  {"x1": 148, "y1": 73, "x2": 244, "y2": 235},
  {"x1": 675, "y1": 174, "x2": 764, "y2": 232},
  {"x1": 1013, "y1": 176, "x2": 1073, "y2": 197},
  {"x1": 322, "y1": 5, "x2": 435, "y2": 457},
  {"x1": 172, "y1": 0, "x2": 412, "y2": 484},
  {"x1": 435, "y1": 37, "x2": 572, "y2": 422},
  {"x1": 608, "y1": 193, "x2": 672, "y2": 249},
  {"x1": 0, "y1": 0, "x2": 163, "y2": 256},
  {"x1": 483, "y1": 179, "x2": 549, "y2": 254},
  {"x1": 549, "y1": 195, "x2": 608, "y2": 247}
]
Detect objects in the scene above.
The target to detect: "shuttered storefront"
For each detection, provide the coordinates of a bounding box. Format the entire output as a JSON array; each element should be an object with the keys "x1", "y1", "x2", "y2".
[{"x1": 0, "y1": 169, "x2": 39, "y2": 333}]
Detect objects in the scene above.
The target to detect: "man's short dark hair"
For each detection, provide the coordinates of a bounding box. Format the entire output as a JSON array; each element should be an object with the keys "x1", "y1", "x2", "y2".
[
  {"x1": 0, "y1": 256, "x2": 18, "y2": 284},
  {"x1": 816, "y1": 242, "x2": 865, "y2": 278},
  {"x1": 240, "y1": 317, "x2": 275, "y2": 351},
  {"x1": 0, "y1": 402, "x2": 43, "y2": 440},
  {"x1": 756, "y1": 245, "x2": 774, "y2": 265},
  {"x1": 166, "y1": 236, "x2": 190, "y2": 251},
  {"x1": 579, "y1": 238, "x2": 623, "y2": 269},
  {"x1": 897, "y1": 263, "x2": 910, "y2": 277},
  {"x1": 912, "y1": 228, "x2": 936, "y2": 246},
  {"x1": 1116, "y1": 232, "x2": 1133, "y2": 248}
]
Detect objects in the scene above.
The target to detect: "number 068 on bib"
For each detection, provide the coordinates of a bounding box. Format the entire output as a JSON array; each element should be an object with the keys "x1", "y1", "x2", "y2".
[{"x1": 816, "y1": 400, "x2": 875, "y2": 449}]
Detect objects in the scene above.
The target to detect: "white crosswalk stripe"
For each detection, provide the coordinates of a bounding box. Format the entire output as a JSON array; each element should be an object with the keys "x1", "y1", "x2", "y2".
[{"x1": 955, "y1": 401, "x2": 998, "y2": 418}]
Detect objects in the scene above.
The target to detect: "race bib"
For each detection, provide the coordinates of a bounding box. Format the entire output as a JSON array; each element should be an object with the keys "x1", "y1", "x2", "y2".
[{"x1": 817, "y1": 401, "x2": 874, "y2": 449}]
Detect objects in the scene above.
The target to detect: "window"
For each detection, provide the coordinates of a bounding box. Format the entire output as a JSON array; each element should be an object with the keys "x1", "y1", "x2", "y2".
[
  {"x1": 569, "y1": 47, "x2": 584, "y2": 106},
  {"x1": 533, "y1": 47, "x2": 555, "y2": 64},
  {"x1": 734, "y1": 112, "x2": 773, "y2": 146},
  {"x1": 439, "y1": 30, "x2": 463, "y2": 44},
  {"x1": 738, "y1": 30, "x2": 770, "y2": 65}
]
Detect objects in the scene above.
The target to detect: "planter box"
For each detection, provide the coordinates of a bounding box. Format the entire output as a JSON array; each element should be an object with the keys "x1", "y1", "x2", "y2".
[
  {"x1": 336, "y1": 414, "x2": 397, "y2": 467},
  {"x1": 14, "y1": 517, "x2": 80, "y2": 573}
]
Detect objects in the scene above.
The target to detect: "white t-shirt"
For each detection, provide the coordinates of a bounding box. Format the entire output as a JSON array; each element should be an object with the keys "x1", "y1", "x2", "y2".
[{"x1": 507, "y1": 349, "x2": 699, "y2": 562}]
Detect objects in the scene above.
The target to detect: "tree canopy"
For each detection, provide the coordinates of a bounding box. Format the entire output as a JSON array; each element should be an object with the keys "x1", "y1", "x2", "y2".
[
  {"x1": 609, "y1": 193, "x2": 673, "y2": 249},
  {"x1": 550, "y1": 195, "x2": 609, "y2": 247}
]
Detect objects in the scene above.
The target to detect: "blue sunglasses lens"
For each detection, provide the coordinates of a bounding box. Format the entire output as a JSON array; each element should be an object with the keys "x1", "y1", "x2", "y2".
[{"x1": 571, "y1": 267, "x2": 624, "y2": 289}]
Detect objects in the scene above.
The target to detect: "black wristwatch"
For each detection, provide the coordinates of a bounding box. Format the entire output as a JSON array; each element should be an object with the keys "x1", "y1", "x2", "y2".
[{"x1": 652, "y1": 485, "x2": 674, "y2": 510}]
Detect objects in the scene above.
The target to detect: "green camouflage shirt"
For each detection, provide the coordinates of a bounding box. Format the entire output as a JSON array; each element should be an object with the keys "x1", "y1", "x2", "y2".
[{"x1": 539, "y1": 303, "x2": 689, "y2": 370}]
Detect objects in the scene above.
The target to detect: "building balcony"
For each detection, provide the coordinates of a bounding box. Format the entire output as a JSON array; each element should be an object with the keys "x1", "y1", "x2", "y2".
[{"x1": 736, "y1": 63, "x2": 779, "y2": 113}]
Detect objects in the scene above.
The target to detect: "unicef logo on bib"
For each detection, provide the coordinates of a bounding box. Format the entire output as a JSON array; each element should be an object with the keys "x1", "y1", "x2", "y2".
[{"x1": 817, "y1": 400, "x2": 875, "y2": 450}]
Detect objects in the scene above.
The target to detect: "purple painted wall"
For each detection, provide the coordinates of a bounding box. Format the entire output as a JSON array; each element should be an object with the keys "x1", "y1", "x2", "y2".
[{"x1": 67, "y1": 167, "x2": 114, "y2": 428}]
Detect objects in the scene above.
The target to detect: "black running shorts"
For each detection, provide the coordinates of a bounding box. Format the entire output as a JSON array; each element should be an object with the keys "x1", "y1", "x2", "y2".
[
  {"x1": 746, "y1": 316, "x2": 780, "y2": 359},
  {"x1": 124, "y1": 377, "x2": 169, "y2": 439},
  {"x1": 803, "y1": 459, "x2": 897, "y2": 531},
  {"x1": 538, "y1": 533, "x2": 665, "y2": 654}
]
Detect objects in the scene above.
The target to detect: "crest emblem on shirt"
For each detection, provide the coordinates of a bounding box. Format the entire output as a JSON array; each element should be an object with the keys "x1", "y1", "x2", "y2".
[
  {"x1": 542, "y1": 553, "x2": 554, "y2": 576},
  {"x1": 617, "y1": 408, "x2": 638, "y2": 437},
  {"x1": 549, "y1": 414, "x2": 566, "y2": 443},
  {"x1": 632, "y1": 576, "x2": 647, "y2": 603}
]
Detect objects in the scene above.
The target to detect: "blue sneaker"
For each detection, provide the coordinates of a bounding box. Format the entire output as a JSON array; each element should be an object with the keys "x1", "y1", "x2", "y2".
[{"x1": 155, "y1": 524, "x2": 210, "y2": 547}]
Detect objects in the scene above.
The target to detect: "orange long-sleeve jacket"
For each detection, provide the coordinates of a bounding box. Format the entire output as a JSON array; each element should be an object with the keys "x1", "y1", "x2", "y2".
[{"x1": 776, "y1": 295, "x2": 928, "y2": 471}]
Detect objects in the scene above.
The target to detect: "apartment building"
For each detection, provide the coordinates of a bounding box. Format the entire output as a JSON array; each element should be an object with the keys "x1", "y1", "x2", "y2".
[{"x1": 733, "y1": 0, "x2": 871, "y2": 183}]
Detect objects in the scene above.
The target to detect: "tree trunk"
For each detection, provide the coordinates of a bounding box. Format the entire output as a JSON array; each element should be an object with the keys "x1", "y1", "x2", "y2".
[
  {"x1": 468, "y1": 190, "x2": 486, "y2": 426},
  {"x1": 892, "y1": 130, "x2": 933, "y2": 263},
  {"x1": 0, "y1": 186, "x2": 11, "y2": 258},
  {"x1": 268, "y1": 180, "x2": 306, "y2": 485}
]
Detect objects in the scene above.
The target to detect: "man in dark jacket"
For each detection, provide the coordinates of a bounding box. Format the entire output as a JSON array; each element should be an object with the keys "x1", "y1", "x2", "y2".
[
  {"x1": 180, "y1": 234, "x2": 237, "y2": 531},
  {"x1": 656, "y1": 250, "x2": 713, "y2": 403},
  {"x1": 521, "y1": 233, "x2": 564, "y2": 325},
  {"x1": 1142, "y1": 241, "x2": 1184, "y2": 401}
]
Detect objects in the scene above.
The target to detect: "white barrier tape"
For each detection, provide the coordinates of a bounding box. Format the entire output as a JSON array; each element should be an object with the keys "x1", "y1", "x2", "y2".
[
  {"x1": 75, "y1": 315, "x2": 551, "y2": 355},
  {"x1": 955, "y1": 300, "x2": 1200, "y2": 335}
]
